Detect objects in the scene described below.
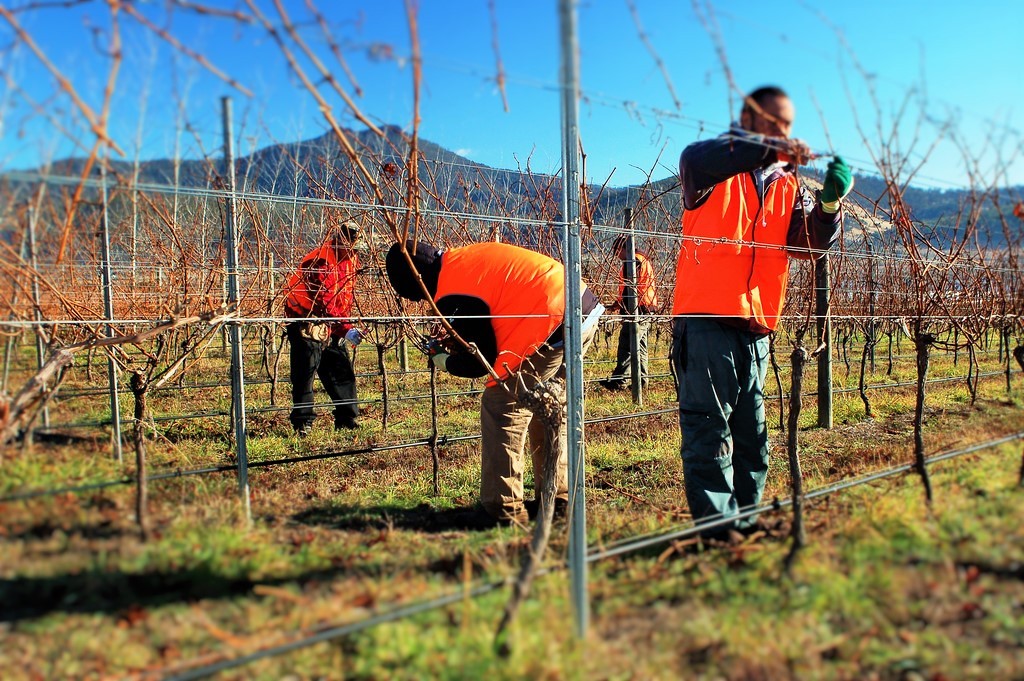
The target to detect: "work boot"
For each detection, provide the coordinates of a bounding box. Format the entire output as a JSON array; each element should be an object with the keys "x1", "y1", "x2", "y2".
[
  {"x1": 598, "y1": 378, "x2": 626, "y2": 392},
  {"x1": 699, "y1": 527, "x2": 746, "y2": 547},
  {"x1": 490, "y1": 505, "x2": 529, "y2": 527},
  {"x1": 525, "y1": 496, "x2": 569, "y2": 521},
  {"x1": 335, "y1": 417, "x2": 359, "y2": 431},
  {"x1": 293, "y1": 424, "x2": 311, "y2": 438}
]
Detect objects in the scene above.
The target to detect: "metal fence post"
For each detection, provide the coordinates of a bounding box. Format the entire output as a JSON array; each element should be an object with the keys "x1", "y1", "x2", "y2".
[
  {"x1": 2, "y1": 228, "x2": 31, "y2": 394},
  {"x1": 267, "y1": 252, "x2": 277, "y2": 356},
  {"x1": 866, "y1": 240, "x2": 876, "y2": 372},
  {"x1": 26, "y1": 207, "x2": 48, "y2": 437},
  {"x1": 398, "y1": 338, "x2": 409, "y2": 373},
  {"x1": 222, "y1": 96, "x2": 251, "y2": 522},
  {"x1": 221, "y1": 276, "x2": 229, "y2": 353},
  {"x1": 816, "y1": 254, "x2": 833, "y2": 429},
  {"x1": 622, "y1": 209, "x2": 642, "y2": 406},
  {"x1": 1, "y1": 324, "x2": 13, "y2": 394},
  {"x1": 99, "y1": 164, "x2": 124, "y2": 463},
  {"x1": 559, "y1": 0, "x2": 588, "y2": 639}
]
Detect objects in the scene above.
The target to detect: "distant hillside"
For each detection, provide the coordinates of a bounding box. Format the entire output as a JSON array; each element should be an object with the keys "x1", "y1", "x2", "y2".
[
  {"x1": 19, "y1": 126, "x2": 1024, "y2": 251},
  {"x1": 837, "y1": 172, "x2": 1020, "y2": 245}
]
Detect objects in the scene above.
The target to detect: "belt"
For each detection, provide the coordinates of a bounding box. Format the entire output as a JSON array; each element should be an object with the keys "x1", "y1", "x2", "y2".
[{"x1": 545, "y1": 289, "x2": 603, "y2": 347}]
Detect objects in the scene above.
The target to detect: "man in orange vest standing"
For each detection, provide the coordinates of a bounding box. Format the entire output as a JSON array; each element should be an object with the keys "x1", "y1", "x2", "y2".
[
  {"x1": 284, "y1": 221, "x2": 365, "y2": 437},
  {"x1": 600, "y1": 235, "x2": 660, "y2": 391},
  {"x1": 672, "y1": 85, "x2": 851, "y2": 539},
  {"x1": 385, "y1": 240, "x2": 603, "y2": 525}
]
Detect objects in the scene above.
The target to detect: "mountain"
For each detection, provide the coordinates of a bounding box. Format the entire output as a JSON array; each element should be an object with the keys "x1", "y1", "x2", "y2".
[{"x1": 13, "y1": 126, "x2": 1024, "y2": 252}]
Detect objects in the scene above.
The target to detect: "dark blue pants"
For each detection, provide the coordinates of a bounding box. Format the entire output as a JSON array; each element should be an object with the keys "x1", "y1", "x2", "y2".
[{"x1": 671, "y1": 317, "x2": 769, "y2": 533}]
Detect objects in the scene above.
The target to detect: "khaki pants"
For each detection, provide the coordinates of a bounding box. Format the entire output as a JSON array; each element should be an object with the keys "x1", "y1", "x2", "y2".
[{"x1": 479, "y1": 323, "x2": 597, "y2": 520}]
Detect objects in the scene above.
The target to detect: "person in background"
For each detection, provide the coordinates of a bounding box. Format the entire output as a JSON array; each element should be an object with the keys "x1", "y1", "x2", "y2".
[
  {"x1": 671, "y1": 85, "x2": 852, "y2": 539},
  {"x1": 385, "y1": 240, "x2": 604, "y2": 525},
  {"x1": 600, "y1": 234, "x2": 660, "y2": 391},
  {"x1": 284, "y1": 221, "x2": 365, "y2": 437}
]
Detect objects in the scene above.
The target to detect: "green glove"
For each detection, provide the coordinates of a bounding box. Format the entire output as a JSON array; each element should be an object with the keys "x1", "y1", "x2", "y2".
[{"x1": 820, "y1": 155, "x2": 854, "y2": 211}]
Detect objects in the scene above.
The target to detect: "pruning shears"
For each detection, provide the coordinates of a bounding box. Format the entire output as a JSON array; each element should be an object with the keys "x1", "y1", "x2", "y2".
[{"x1": 412, "y1": 334, "x2": 450, "y2": 358}]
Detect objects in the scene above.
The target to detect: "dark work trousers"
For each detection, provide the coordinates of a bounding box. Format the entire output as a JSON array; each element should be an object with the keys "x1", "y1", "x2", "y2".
[
  {"x1": 287, "y1": 322, "x2": 359, "y2": 430},
  {"x1": 607, "y1": 317, "x2": 651, "y2": 387},
  {"x1": 671, "y1": 317, "x2": 769, "y2": 535}
]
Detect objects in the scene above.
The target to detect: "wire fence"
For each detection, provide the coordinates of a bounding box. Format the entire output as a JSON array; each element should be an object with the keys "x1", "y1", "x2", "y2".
[
  {"x1": 153, "y1": 429, "x2": 1024, "y2": 680},
  {"x1": 2, "y1": 2, "x2": 1023, "y2": 676},
  {"x1": 2, "y1": 298, "x2": 1012, "y2": 508}
]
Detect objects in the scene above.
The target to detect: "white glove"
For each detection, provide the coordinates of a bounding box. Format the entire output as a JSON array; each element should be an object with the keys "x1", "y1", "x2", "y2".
[
  {"x1": 430, "y1": 352, "x2": 449, "y2": 371},
  {"x1": 344, "y1": 328, "x2": 364, "y2": 346}
]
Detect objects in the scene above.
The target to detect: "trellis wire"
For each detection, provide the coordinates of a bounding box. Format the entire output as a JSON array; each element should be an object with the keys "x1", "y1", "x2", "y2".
[
  {"x1": 154, "y1": 429, "x2": 1024, "y2": 680},
  {"x1": 6, "y1": 171, "x2": 1021, "y2": 278},
  {"x1": 2, "y1": 368, "x2": 1009, "y2": 505}
]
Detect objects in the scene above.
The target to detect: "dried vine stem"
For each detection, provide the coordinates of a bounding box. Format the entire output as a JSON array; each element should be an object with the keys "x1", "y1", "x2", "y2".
[
  {"x1": 304, "y1": 0, "x2": 363, "y2": 96},
  {"x1": 130, "y1": 369, "x2": 150, "y2": 542},
  {"x1": 0, "y1": 346, "x2": 74, "y2": 445},
  {"x1": 494, "y1": 376, "x2": 564, "y2": 654},
  {"x1": 913, "y1": 325, "x2": 935, "y2": 504},
  {"x1": 769, "y1": 332, "x2": 786, "y2": 430},
  {"x1": 782, "y1": 344, "x2": 808, "y2": 576},
  {"x1": 0, "y1": 5, "x2": 123, "y2": 154},
  {"x1": 0, "y1": 308, "x2": 230, "y2": 445},
  {"x1": 858, "y1": 325, "x2": 876, "y2": 418},
  {"x1": 375, "y1": 343, "x2": 390, "y2": 432},
  {"x1": 487, "y1": 0, "x2": 509, "y2": 112},
  {"x1": 429, "y1": 362, "x2": 440, "y2": 495},
  {"x1": 626, "y1": 0, "x2": 681, "y2": 110},
  {"x1": 270, "y1": 0, "x2": 379, "y2": 134},
  {"x1": 242, "y1": 0, "x2": 389, "y2": 213}
]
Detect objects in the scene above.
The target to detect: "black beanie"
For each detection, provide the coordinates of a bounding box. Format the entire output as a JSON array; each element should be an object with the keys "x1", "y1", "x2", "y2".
[
  {"x1": 385, "y1": 240, "x2": 442, "y2": 301},
  {"x1": 335, "y1": 220, "x2": 360, "y2": 243}
]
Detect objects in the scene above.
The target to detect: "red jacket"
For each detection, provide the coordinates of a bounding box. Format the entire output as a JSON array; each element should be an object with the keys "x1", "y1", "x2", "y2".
[{"x1": 284, "y1": 245, "x2": 358, "y2": 334}]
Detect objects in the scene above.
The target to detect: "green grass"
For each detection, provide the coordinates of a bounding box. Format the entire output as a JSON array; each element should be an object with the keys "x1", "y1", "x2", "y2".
[{"x1": 1, "y1": 330, "x2": 1023, "y2": 678}]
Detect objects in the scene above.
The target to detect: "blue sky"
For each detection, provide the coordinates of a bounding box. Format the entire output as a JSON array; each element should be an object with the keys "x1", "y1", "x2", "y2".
[{"x1": 2, "y1": 1, "x2": 1022, "y2": 189}]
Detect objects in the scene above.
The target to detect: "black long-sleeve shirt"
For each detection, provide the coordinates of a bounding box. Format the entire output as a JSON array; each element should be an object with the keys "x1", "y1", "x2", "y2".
[
  {"x1": 435, "y1": 295, "x2": 496, "y2": 378},
  {"x1": 436, "y1": 289, "x2": 599, "y2": 379},
  {"x1": 679, "y1": 129, "x2": 841, "y2": 259}
]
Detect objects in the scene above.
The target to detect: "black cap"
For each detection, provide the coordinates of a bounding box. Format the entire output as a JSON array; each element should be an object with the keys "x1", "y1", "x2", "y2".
[{"x1": 385, "y1": 240, "x2": 442, "y2": 301}]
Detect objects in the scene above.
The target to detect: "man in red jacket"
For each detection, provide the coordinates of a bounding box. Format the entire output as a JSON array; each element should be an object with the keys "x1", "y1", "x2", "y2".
[
  {"x1": 284, "y1": 221, "x2": 364, "y2": 436},
  {"x1": 385, "y1": 240, "x2": 603, "y2": 525},
  {"x1": 672, "y1": 85, "x2": 851, "y2": 539}
]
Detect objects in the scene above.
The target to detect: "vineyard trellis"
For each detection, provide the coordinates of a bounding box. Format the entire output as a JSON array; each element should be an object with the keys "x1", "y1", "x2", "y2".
[
  {"x1": 1, "y1": 0, "x2": 1023, "y2": 676},
  {"x1": 155, "y1": 430, "x2": 1024, "y2": 679}
]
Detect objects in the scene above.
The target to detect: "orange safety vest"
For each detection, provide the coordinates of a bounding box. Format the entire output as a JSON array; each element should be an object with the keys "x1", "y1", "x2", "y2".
[
  {"x1": 671, "y1": 171, "x2": 798, "y2": 332},
  {"x1": 434, "y1": 243, "x2": 566, "y2": 383},
  {"x1": 284, "y1": 245, "x2": 358, "y2": 319},
  {"x1": 618, "y1": 252, "x2": 659, "y2": 311}
]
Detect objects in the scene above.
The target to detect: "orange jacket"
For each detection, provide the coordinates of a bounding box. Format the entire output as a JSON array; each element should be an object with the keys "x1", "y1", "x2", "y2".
[
  {"x1": 618, "y1": 252, "x2": 659, "y2": 312},
  {"x1": 671, "y1": 171, "x2": 798, "y2": 332},
  {"x1": 284, "y1": 245, "x2": 358, "y2": 332},
  {"x1": 435, "y1": 243, "x2": 566, "y2": 383}
]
